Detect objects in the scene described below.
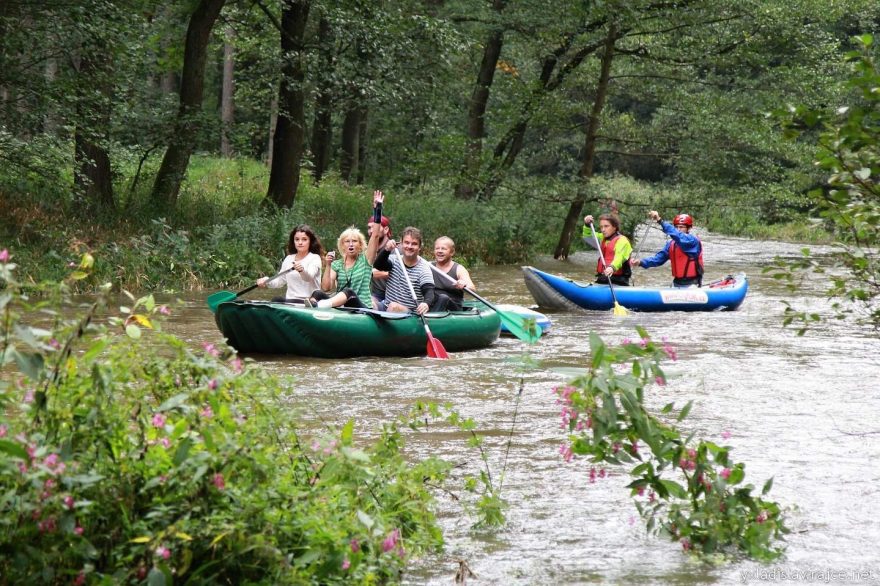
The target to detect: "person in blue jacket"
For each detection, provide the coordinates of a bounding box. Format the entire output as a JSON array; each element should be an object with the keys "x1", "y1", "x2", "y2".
[{"x1": 630, "y1": 210, "x2": 704, "y2": 287}]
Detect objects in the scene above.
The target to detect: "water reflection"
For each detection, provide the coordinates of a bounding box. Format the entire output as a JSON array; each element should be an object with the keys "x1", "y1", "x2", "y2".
[{"x1": 166, "y1": 233, "x2": 879, "y2": 585}]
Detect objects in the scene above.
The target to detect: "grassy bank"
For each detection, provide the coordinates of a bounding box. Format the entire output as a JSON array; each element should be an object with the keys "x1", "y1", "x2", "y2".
[{"x1": 1, "y1": 156, "x2": 831, "y2": 293}]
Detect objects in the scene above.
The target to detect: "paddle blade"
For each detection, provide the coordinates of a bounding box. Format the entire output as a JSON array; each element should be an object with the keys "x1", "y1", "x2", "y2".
[
  {"x1": 613, "y1": 302, "x2": 628, "y2": 317},
  {"x1": 207, "y1": 291, "x2": 237, "y2": 313},
  {"x1": 498, "y1": 312, "x2": 541, "y2": 344},
  {"x1": 426, "y1": 335, "x2": 449, "y2": 359}
]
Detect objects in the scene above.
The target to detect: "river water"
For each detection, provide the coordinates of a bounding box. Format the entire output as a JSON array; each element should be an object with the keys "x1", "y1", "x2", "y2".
[{"x1": 168, "y1": 230, "x2": 880, "y2": 585}]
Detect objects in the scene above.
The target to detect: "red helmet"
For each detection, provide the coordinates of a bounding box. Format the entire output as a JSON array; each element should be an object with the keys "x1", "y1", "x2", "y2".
[{"x1": 673, "y1": 213, "x2": 693, "y2": 227}]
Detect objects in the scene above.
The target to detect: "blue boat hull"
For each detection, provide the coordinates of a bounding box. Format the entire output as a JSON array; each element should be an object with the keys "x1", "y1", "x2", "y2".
[{"x1": 522, "y1": 266, "x2": 748, "y2": 312}]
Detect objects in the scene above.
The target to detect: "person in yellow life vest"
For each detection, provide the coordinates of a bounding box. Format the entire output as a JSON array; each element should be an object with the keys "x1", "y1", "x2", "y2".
[
  {"x1": 630, "y1": 210, "x2": 704, "y2": 287},
  {"x1": 583, "y1": 214, "x2": 633, "y2": 286}
]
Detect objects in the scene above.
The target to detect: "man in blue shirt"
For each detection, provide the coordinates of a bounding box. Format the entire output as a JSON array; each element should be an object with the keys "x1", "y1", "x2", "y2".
[{"x1": 630, "y1": 210, "x2": 703, "y2": 287}]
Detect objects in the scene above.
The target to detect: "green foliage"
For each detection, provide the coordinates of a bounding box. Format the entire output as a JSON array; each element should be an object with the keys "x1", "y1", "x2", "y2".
[
  {"x1": 556, "y1": 328, "x2": 787, "y2": 561},
  {"x1": 0, "y1": 252, "x2": 447, "y2": 583},
  {"x1": 771, "y1": 34, "x2": 880, "y2": 330}
]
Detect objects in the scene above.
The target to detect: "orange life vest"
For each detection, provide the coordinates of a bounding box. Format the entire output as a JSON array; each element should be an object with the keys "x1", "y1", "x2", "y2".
[{"x1": 669, "y1": 239, "x2": 703, "y2": 281}]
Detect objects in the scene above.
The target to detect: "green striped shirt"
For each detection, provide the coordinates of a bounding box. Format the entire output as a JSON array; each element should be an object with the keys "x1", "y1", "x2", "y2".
[{"x1": 331, "y1": 254, "x2": 373, "y2": 308}]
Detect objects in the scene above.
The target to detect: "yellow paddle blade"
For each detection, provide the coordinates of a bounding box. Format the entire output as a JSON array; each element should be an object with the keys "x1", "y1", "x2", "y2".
[{"x1": 613, "y1": 302, "x2": 628, "y2": 317}]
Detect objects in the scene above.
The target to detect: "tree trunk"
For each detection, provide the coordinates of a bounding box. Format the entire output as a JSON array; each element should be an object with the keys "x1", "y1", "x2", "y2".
[
  {"x1": 554, "y1": 24, "x2": 617, "y2": 260},
  {"x1": 73, "y1": 43, "x2": 114, "y2": 211},
  {"x1": 220, "y1": 26, "x2": 235, "y2": 157},
  {"x1": 266, "y1": 0, "x2": 311, "y2": 208},
  {"x1": 310, "y1": 15, "x2": 334, "y2": 183},
  {"x1": 455, "y1": 0, "x2": 505, "y2": 199},
  {"x1": 339, "y1": 104, "x2": 360, "y2": 183},
  {"x1": 356, "y1": 105, "x2": 369, "y2": 185},
  {"x1": 151, "y1": 0, "x2": 226, "y2": 209}
]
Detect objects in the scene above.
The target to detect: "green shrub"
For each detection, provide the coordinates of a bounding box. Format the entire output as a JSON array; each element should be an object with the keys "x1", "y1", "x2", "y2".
[{"x1": 0, "y1": 251, "x2": 447, "y2": 584}]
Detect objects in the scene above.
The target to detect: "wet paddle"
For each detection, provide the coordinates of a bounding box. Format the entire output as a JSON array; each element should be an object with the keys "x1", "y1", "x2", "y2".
[
  {"x1": 428, "y1": 263, "x2": 540, "y2": 344},
  {"x1": 588, "y1": 222, "x2": 628, "y2": 317},
  {"x1": 206, "y1": 267, "x2": 294, "y2": 313},
  {"x1": 394, "y1": 249, "x2": 449, "y2": 359}
]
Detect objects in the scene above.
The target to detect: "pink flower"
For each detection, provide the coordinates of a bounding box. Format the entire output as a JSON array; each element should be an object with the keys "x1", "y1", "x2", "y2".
[
  {"x1": 212, "y1": 473, "x2": 226, "y2": 491},
  {"x1": 44, "y1": 453, "x2": 60, "y2": 468},
  {"x1": 681, "y1": 538, "x2": 691, "y2": 551},
  {"x1": 720, "y1": 468, "x2": 731, "y2": 480},
  {"x1": 0, "y1": 249, "x2": 8, "y2": 262},
  {"x1": 155, "y1": 545, "x2": 171, "y2": 560},
  {"x1": 48, "y1": 338, "x2": 61, "y2": 350},
  {"x1": 200, "y1": 405, "x2": 214, "y2": 418},
  {"x1": 74, "y1": 525, "x2": 84, "y2": 536},
  {"x1": 0, "y1": 425, "x2": 7, "y2": 438},
  {"x1": 151, "y1": 413, "x2": 166, "y2": 428},
  {"x1": 655, "y1": 375, "x2": 666, "y2": 386},
  {"x1": 589, "y1": 467, "x2": 597, "y2": 484},
  {"x1": 208, "y1": 379, "x2": 218, "y2": 390},
  {"x1": 721, "y1": 430, "x2": 732, "y2": 440},
  {"x1": 160, "y1": 438, "x2": 171, "y2": 449},
  {"x1": 63, "y1": 495, "x2": 75, "y2": 509},
  {"x1": 230, "y1": 357, "x2": 243, "y2": 373},
  {"x1": 756, "y1": 511, "x2": 768, "y2": 524},
  {"x1": 382, "y1": 528, "x2": 400, "y2": 553},
  {"x1": 202, "y1": 343, "x2": 220, "y2": 357},
  {"x1": 342, "y1": 559, "x2": 351, "y2": 570},
  {"x1": 23, "y1": 390, "x2": 34, "y2": 404},
  {"x1": 158, "y1": 305, "x2": 170, "y2": 315},
  {"x1": 559, "y1": 444, "x2": 573, "y2": 463},
  {"x1": 350, "y1": 538, "x2": 360, "y2": 553}
]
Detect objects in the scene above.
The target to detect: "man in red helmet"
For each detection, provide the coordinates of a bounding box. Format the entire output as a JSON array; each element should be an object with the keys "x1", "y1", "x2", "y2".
[{"x1": 630, "y1": 210, "x2": 704, "y2": 287}]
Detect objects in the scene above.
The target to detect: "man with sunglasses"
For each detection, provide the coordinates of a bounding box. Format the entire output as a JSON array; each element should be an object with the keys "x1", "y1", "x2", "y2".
[{"x1": 630, "y1": 210, "x2": 703, "y2": 287}]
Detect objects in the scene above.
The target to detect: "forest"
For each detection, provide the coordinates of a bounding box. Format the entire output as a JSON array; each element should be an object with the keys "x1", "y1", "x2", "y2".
[{"x1": 1, "y1": 0, "x2": 879, "y2": 291}]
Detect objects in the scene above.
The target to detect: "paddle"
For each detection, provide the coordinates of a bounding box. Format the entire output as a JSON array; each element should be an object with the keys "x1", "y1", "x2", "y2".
[
  {"x1": 394, "y1": 248, "x2": 449, "y2": 359},
  {"x1": 588, "y1": 222, "x2": 628, "y2": 317},
  {"x1": 428, "y1": 263, "x2": 540, "y2": 344},
  {"x1": 206, "y1": 267, "x2": 294, "y2": 313},
  {"x1": 630, "y1": 223, "x2": 653, "y2": 286}
]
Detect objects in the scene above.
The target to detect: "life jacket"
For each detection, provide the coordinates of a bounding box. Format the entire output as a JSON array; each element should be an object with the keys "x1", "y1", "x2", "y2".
[
  {"x1": 595, "y1": 233, "x2": 632, "y2": 279},
  {"x1": 669, "y1": 238, "x2": 703, "y2": 284}
]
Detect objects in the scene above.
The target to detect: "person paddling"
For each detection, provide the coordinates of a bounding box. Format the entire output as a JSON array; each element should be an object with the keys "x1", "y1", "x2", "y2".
[
  {"x1": 431, "y1": 236, "x2": 474, "y2": 311},
  {"x1": 256, "y1": 224, "x2": 324, "y2": 302},
  {"x1": 583, "y1": 214, "x2": 633, "y2": 286},
  {"x1": 630, "y1": 210, "x2": 703, "y2": 287}
]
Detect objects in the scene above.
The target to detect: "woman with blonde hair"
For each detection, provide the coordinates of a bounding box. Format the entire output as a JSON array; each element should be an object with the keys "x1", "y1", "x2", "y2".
[{"x1": 310, "y1": 226, "x2": 380, "y2": 308}]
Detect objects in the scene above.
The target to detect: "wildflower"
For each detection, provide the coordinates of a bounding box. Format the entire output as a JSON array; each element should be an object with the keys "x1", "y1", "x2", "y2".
[
  {"x1": 621, "y1": 337, "x2": 632, "y2": 345},
  {"x1": 639, "y1": 337, "x2": 649, "y2": 348},
  {"x1": 158, "y1": 305, "x2": 171, "y2": 315},
  {"x1": 636, "y1": 486, "x2": 645, "y2": 497},
  {"x1": 151, "y1": 413, "x2": 166, "y2": 428},
  {"x1": 23, "y1": 390, "x2": 34, "y2": 404},
  {"x1": 342, "y1": 559, "x2": 351, "y2": 570},
  {"x1": 155, "y1": 545, "x2": 171, "y2": 560},
  {"x1": 44, "y1": 453, "x2": 60, "y2": 468},
  {"x1": 202, "y1": 342, "x2": 220, "y2": 357},
  {"x1": 160, "y1": 438, "x2": 171, "y2": 449},
  {"x1": 559, "y1": 444, "x2": 573, "y2": 463},
  {"x1": 74, "y1": 525, "x2": 84, "y2": 536},
  {"x1": 589, "y1": 467, "x2": 597, "y2": 484},
  {"x1": 681, "y1": 538, "x2": 692, "y2": 551},
  {"x1": 655, "y1": 375, "x2": 666, "y2": 386},
  {"x1": 756, "y1": 511, "x2": 768, "y2": 524},
  {"x1": 200, "y1": 405, "x2": 214, "y2": 418},
  {"x1": 212, "y1": 473, "x2": 226, "y2": 491},
  {"x1": 382, "y1": 528, "x2": 400, "y2": 553},
  {"x1": 73, "y1": 571, "x2": 86, "y2": 586},
  {"x1": 230, "y1": 357, "x2": 243, "y2": 373},
  {"x1": 0, "y1": 425, "x2": 6, "y2": 438},
  {"x1": 350, "y1": 538, "x2": 360, "y2": 553},
  {"x1": 63, "y1": 495, "x2": 75, "y2": 509},
  {"x1": 208, "y1": 378, "x2": 218, "y2": 390},
  {"x1": 598, "y1": 468, "x2": 606, "y2": 478},
  {"x1": 0, "y1": 249, "x2": 8, "y2": 262},
  {"x1": 721, "y1": 430, "x2": 732, "y2": 440},
  {"x1": 720, "y1": 468, "x2": 731, "y2": 480},
  {"x1": 48, "y1": 338, "x2": 61, "y2": 350}
]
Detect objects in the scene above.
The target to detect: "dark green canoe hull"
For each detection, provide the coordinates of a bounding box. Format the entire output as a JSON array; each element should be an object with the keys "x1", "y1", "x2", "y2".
[{"x1": 215, "y1": 301, "x2": 501, "y2": 358}]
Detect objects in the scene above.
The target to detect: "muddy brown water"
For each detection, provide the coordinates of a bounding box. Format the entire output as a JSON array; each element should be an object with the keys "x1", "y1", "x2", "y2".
[{"x1": 163, "y1": 230, "x2": 879, "y2": 585}]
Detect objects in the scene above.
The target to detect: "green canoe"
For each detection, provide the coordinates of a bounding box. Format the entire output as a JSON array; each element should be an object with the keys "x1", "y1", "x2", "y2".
[{"x1": 214, "y1": 300, "x2": 501, "y2": 358}]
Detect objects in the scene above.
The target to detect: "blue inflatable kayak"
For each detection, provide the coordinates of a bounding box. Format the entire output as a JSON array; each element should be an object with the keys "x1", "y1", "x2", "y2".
[
  {"x1": 494, "y1": 304, "x2": 552, "y2": 335},
  {"x1": 522, "y1": 266, "x2": 748, "y2": 312}
]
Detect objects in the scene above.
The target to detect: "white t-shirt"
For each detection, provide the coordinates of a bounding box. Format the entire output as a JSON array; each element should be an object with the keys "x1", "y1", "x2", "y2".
[{"x1": 266, "y1": 252, "x2": 322, "y2": 299}]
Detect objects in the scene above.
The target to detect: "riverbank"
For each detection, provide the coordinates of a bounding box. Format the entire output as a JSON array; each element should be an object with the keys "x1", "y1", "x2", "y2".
[{"x1": 1, "y1": 156, "x2": 832, "y2": 293}]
